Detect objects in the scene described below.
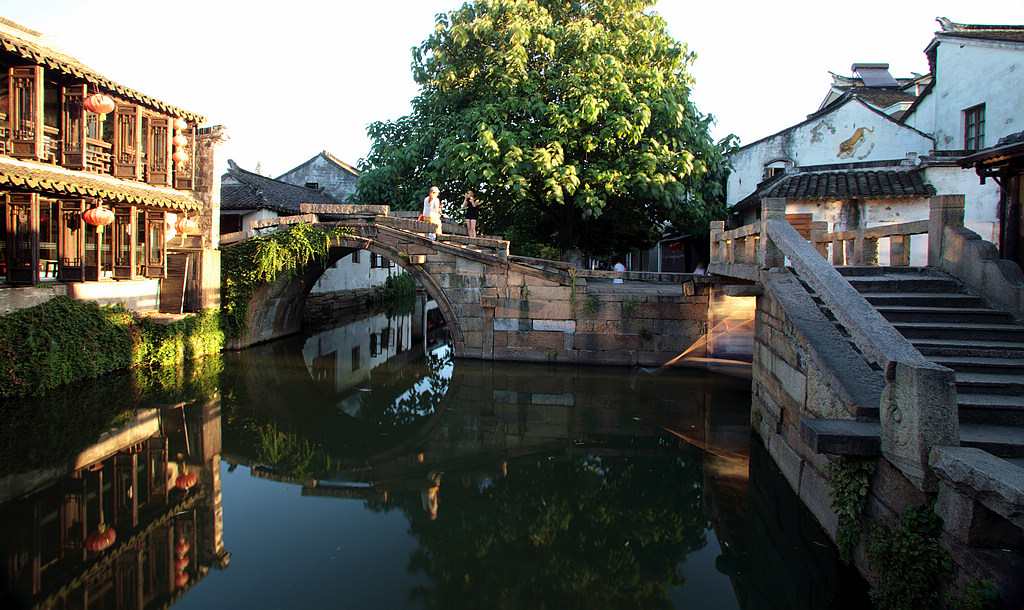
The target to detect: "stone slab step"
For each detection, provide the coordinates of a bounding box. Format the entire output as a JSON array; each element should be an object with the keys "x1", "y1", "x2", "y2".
[
  {"x1": 958, "y1": 393, "x2": 1024, "y2": 426},
  {"x1": 836, "y1": 266, "x2": 934, "y2": 277},
  {"x1": 862, "y1": 292, "x2": 986, "y2": 308},
  {"x1": 846, "y1": 276, "x2": 960, "y2": 294},
  {"x1": 876, "y1": 306, "x2": 1016, "y2": 325},
  {"x1": 893, "y1": 321, "x2": 1024, "y2": 342},
  {"x1": 954, "y1": 371, "x2": 1024, "y2": 396},
  {"x1": 959, "y1": 424, "x2": 1024, "y2": 458},
  {"x1": 913, "y1": 338, "x2": 1024, "y2": 359},
  {"x1": 929, "y1": 355, "x2": 1024, "y2": 374}
]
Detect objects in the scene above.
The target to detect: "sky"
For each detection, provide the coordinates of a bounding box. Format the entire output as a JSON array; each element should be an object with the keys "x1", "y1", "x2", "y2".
[{"x1": 1, "y1": 0, "x2": 1022, "y2": 180}]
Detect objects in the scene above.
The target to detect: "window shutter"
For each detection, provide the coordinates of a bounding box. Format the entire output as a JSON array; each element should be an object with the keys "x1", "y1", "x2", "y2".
[
  {"x1": 787, "y1": 213, "x2": 814, "y2": 240},
  {"x1": 112, "y1": 206, "x2": 135, "y2": 279},
  {"x1": 147, "y1": 116, "x2": 171, "y2": 186},
  {"x1": 144, "y1": 210, "x2": 166, "y2": 278},
  {"x1": 173, "y1": 126, "x2": 195, "y2": 190},
  {"x1": 62, "y1": 85, "x2": 87, "y2": 170},
  {"x1": 113, "y1": 103, "x2": 141, "y2": 179},
  {"x1": 9, "y1": 66, "x2": 44, "y2": 160},
  {"x1": 5, "y1": 193, "x2": 39, "y2": 285},
  {"x1": 58, "y1": 199, "x2": 86, "y2": 281}
]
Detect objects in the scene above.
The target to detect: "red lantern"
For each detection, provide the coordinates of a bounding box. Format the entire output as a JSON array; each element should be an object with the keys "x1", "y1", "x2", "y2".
[
  {"x1": 175, "y1": 470, "x2": 198, "y2": 490},
  {"x1": 172, "y1": 149, "x2": 189, "y2": 164},
  {"x1": 174, "y1": 538, "x2": 190, "y2": 558},
  {"x1": 83, "y1": 205, "x2": 114, "y2": 227},
  {"x1": 172, "y1": 133, "x2": 189, "y2": 147},
  {"x1": 83, "y1": 93, "x2": 115, "y2": 117},
  {"x1": 174, "y1": 216, "x2": 198, "y2": 236},
  {"x1": 175, "y1": 571, "x2": 189, "y2": 588},
  {"x1": 85, "y1": 523, "x2": 117, "y2": 553},
  {"x1": 175, "y1": 556, "x2": 190, "y2": 572},
  {"x1": 173, "y1": 117, "x2": 188, "y2": 131}
]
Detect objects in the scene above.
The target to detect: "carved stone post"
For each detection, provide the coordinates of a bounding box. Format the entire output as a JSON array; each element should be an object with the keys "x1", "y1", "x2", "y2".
[
  {"x1": 890, "y1": 235, "x2": 909, "y2": 266},
  {"x1": 710, "y1": 221, "x2": 725, "y2": 265},
  {"x1": 880, "y1": 360, "x2": 960, "y2": 491},
  {"x1": 928, "y1": 195, "x2": 965, "y2": 266},
  {"x1": 760, "y1": 198, "x2": 786, "y2": 269}
]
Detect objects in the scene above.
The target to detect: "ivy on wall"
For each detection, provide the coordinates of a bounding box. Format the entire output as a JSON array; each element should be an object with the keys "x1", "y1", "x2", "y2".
[
  {"x1": 221, "y1": 223, "x2": 350, "y2": 337},
  {"x1": 827, "y1": 455, "x2": 876, "y2": 563}
]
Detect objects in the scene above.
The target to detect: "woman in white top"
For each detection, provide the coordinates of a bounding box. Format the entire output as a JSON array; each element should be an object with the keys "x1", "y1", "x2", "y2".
[{"x1": 422, "y1": 186, "x2": 442, "y2": 235}]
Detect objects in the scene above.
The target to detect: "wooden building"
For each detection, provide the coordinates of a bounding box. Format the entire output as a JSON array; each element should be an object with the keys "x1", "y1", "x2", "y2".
[{"x1": 0, "y1": 17, "x2": 223, "y2": 314}]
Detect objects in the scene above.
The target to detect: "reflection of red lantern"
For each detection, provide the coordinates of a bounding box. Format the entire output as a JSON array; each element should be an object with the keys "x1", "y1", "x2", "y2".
[
  {"x1": 83, "y1": 93, "x2": 115, "y2": 117},
  {"x1": 668, "y1": 242, "x2": 682, "y2": 251},
  {"x1": 175, "y1": 538, "x2": 190, "y2": 558},
  {"x1": 176, "y1": 471, "x2": 198, "y2": 490},
  {"x1": 175, "y1": 556, "x2": 190, "y2": 572},
  {"x1": 174, "y1": 215, "x2": 198, "y2": 236},
  {"x1": 85, "y1": 523, "x2": 117, "y2": 552},
  {"x1": 175, "y1": 571, "x2": 189, "y2": 588},
  {"x1": 83, "y1": 205, "x2": 114, "y2": 227}
]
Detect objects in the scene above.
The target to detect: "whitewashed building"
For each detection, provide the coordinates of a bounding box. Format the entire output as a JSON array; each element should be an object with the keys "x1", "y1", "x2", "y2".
[
  {"x1": 276, "y1": 151, "x2": 359, "y2": 204},
  {"x1": 726, "y1": 19, "x2": 1024, "y2": 266}
]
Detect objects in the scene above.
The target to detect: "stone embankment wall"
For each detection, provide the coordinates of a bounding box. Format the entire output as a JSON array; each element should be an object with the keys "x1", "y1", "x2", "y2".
[
  {"x1": 750, "y1": 269, "x2": 927, "y2": 581},
  {"x1": 302, "y1": 288, "x2": 376, "y2": 328}
]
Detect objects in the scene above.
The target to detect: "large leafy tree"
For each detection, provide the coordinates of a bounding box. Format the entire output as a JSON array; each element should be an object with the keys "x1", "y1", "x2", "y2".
[{"x1": 355, "y1": 0, "x2": 732, "y2": 258}]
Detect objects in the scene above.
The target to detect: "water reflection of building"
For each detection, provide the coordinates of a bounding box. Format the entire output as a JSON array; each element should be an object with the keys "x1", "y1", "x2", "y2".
[
  {"x1": 303, "y1": 310, "x2": 413, "y2": 396},
  {"x1": 0, "y1": 401, "x2": 227, "y2": 608}
]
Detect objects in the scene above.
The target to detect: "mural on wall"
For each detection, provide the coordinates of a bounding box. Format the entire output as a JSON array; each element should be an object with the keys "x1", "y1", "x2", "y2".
[{"x1": 837, "y1": 126, "x2": 874, "y2": 159}]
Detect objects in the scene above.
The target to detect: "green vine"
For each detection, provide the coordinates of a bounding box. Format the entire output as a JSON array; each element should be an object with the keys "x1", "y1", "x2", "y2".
[
  {"x1": 366, "y1": 272, "x2": 418, "y2": 317},
  {"x1": 866, "y1": 500, "x2": 952, "y2": 610},
  {"x1": 827, "y1": 456, "x2": 876, "y2": 563},
  {"x1": 946, "y1": 579, "x2": 1001, "y2": 610},
  {"x1": 568, "y1": 267, "x2": 578, "y2": 316},
  {"x1": 221, "y1": 224, "x2": 350, "y2": 337}
]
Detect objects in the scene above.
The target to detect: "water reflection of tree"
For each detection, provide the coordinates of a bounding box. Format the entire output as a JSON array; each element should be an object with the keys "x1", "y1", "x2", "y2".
[
  {"x1": 370, "y1": 442, "x2": 709, "y2": 608},
  {"x1": 220, "y1": 345, "x2": 450, "y2": 479}
]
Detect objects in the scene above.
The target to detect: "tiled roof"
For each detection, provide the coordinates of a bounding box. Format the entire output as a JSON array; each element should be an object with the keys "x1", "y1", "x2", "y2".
[
  {"x1": 0, "y1": 17, "x2": 206, "y2": 124},
  {"x1": 221, "y1": 160, "x2": 341, "y2": 214},
  {"x1": 936, "y1": 18, "x2": 1024, "y2": 44},
  {"x1": 0, "y1": 157, "x2": 200, "y2": 210},
  {"x1": 734, "y1": 167, "x2": 935, "y2": 212}
]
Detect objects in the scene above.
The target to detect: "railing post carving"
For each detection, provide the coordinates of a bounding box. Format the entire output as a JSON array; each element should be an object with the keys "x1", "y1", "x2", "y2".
[
  {"x1": 760, "y1": 198, "x2": 787, "y2": 268},
  {"x1": 928, "y1": 195, "x2": 965, "y2": 266}
]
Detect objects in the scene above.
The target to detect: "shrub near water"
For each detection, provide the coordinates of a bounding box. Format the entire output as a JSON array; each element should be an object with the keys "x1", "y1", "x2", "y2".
[{"x1": 0, "y1": 296, "x2": 223, "y2": 399}]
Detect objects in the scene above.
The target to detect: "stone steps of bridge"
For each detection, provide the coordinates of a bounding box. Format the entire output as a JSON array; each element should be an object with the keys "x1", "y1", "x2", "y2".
[{"x1": 839, "y1": 265, "x2": 1024, "y2": 439}]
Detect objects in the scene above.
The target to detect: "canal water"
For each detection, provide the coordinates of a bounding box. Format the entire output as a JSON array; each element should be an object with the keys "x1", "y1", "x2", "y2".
[{"x1": 0, "y1": 304, "x2": 870, "y2": 609}]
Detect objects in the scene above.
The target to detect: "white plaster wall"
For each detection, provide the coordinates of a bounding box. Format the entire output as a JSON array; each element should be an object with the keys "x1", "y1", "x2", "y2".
[
  {"x1": 727, "y1": 101, "x2": 934, "y2": 207},
  {"x1": 277, "y1": 156, "x2": 359, "y2": 203},
  {"x1": 300, "y1": 311, "x2": 412, "y2": 396},
  {"x1": 310, "y1": 251, "x2": 399, "y2": 294},
  {"x1": 905, "y1": 42, "x2": 1024, "y2": 150},
  {"x1": 245, "y1": 209, "x2": 277, "y2": 235}
]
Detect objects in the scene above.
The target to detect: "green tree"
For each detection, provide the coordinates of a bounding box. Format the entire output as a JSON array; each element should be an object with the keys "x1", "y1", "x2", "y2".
[{"x1": 354, "y1": 0, "x2": 732, "y2": 258}]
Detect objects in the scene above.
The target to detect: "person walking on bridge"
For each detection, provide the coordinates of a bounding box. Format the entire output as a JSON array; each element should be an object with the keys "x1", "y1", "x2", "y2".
[{"x1": 422, "y1": 186, "x2": 443, "y2": 237}]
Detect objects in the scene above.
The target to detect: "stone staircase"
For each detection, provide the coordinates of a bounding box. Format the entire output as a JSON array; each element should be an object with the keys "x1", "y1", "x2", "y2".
[{"x1": 837, "y1": 266, "x2": 1024, "y2": 461}]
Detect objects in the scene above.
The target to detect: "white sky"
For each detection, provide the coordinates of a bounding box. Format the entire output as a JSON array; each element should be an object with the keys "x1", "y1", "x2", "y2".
[{"x1": 2, "y1": 0, "x2": 1022, "y2": 179}]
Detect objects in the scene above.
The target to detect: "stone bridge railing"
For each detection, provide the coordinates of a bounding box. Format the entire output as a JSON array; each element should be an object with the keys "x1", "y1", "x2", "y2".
[{"x1": 709, "y1": 197, "x2": 966, "y2": 490}]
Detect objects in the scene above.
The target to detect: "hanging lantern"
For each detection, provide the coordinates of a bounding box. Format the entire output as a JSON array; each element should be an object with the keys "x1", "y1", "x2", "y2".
[
  {"x1": 175, "y1": 463, "x2": 198, "y2": 490},
  {"x1": 85, "y1": 523, "x2": 117, "y2": 553},
  {"x1": 174, "y1": 215, "x2": 198, "y2": 237},
  {"x1": 174, "y1": 537, "x2": 190, "y2": 558},
  {"x1": 83, "y1": 93, "x2": 115, "y2": 118},
  {"x1": 83, "y1": 205, "x2": 114, "y2": 227},
  {"x1": 173, "y1": 117, "x2": 188, "y2": 131},
  {"x1": 668, "y1": 242, "x2": 682, "y2": 251},
  {"x1": 174, "y1": 556, "x2": 190, "y2": 572},
  {"x1": 172, "y1": 133, "x2": 189, "y2": 147},
  {"x1": 172, "y1": 149, "x2": 189, "y2": 164},
  {"x1": 175, "y1": 571, "x2": 190, "y2": 588}
]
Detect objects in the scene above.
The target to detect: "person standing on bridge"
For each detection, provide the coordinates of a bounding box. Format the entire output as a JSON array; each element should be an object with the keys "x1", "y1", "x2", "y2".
[
  {"x1": 422, "y1": 186, "x2": 443, "y2": 237},
  {"x1": 463, "y1": 189, "x2": 479, "y2": 238}
]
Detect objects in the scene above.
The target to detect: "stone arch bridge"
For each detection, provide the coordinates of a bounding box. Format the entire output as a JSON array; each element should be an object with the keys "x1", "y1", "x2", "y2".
[{"x1": 225, "y1": 204, "x2": 721, "y2": 366}]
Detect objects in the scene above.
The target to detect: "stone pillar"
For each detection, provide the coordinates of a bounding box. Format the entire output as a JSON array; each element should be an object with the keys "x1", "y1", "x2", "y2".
[
  {"x1": 890, "y1": 235, "x2": 908, "y2": 266},
  {"x1": 810, "y1": 221, "x2": 829, "y2": 258},
  {"x1": 928, "y1": 195, "x2": 965, "y2": 267},
  {"x1": 760, "y1": 198, "x2": 787, "y2": 269},
  {"x1": 880, "y1": 360, "x2": 960, "y2": 491},
  {"x1": 710, "y1": 221, "x2": 725, "y2": 265},
  {"x1": 194, "y1": 125, "x2": 229, "y2": 250}
]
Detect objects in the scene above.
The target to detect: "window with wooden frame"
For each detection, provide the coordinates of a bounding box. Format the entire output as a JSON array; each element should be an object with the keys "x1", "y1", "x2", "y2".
[
  {"x1": 112, "y1": 206, "x2": 135, "y2": 279},
  {"x1": 113, "y1": 103, "x2": 142, "y2": 179},
  {"x1": 141, "y1": 209, "x2": 165, "y2": 278},
  {"x1": 8, "y1": 66, "x2": 44, "y2": 160},
  {"x1": 4, "y1": 193, "x2": 38, "y2": 285},
  {"x1": 146, "y1": 115, "x2": 171, "y2": 186},
  {"x1": 58, "y1": 199, "x2": 86, "y2": 282},
  {"x1": 62, "y1": 84, "x2": 87, "y2": 170},
  {"x1": 965, "y1": 104, "x2": 985, "y2": 151}
]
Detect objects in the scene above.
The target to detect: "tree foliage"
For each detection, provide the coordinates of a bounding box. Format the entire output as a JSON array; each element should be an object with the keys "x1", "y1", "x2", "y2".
[{"x1": 355, "y1": 0, "x2": 733, "y2": 257}]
